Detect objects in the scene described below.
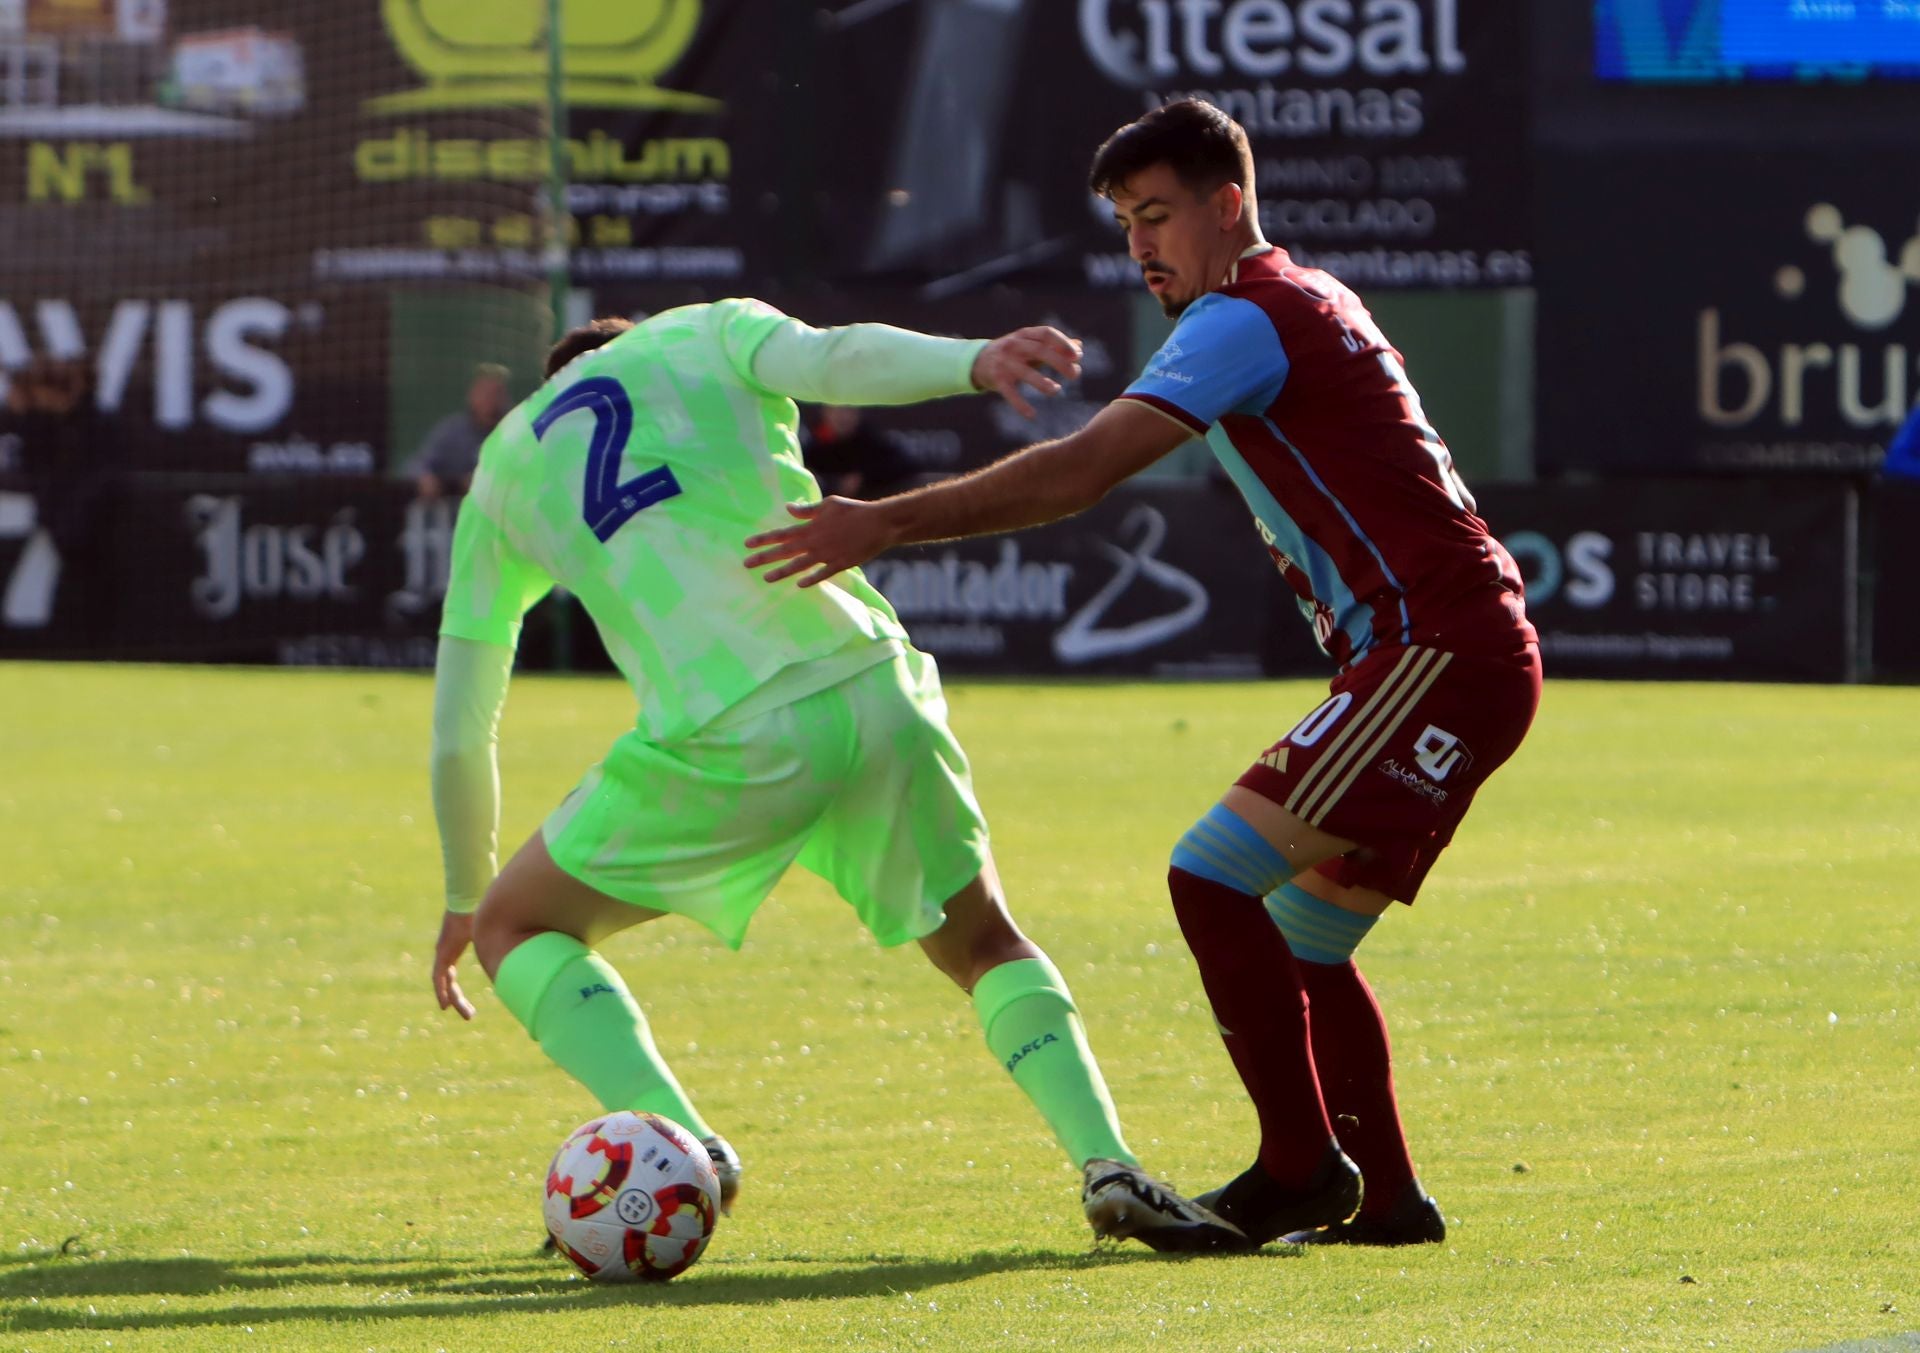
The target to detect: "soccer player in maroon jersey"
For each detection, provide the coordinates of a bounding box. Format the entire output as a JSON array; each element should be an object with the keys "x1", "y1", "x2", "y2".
[{"x1": 745, "y1": 99, "x2": 1541, "y2": 1248}]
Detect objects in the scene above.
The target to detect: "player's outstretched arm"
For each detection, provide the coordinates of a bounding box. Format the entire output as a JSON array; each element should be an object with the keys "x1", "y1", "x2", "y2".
[
  {"x1": 747, "y1": 316, "x2": 1081, "y2": 416},
  {"x1": 429, "y1": 634, "x2": 515, "y2": 1020},
  {"x1": 967, "y1": 327, "x2": 1083, "y2": 417},
  {"x1": 744, "y1": 400, "x2": 1190, "y2": 588}
]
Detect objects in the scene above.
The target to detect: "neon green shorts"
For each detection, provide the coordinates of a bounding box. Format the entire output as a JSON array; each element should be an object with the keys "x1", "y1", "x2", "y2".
[{"x1": 542, "y1": 646, "x2": 989, "y2": 949}]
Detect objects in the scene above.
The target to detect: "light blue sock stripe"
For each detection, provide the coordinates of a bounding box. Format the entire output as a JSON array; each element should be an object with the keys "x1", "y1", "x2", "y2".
[
  {"x1": 1171, "y1": 835, "x2": 1245, "y2": 886},
  {"x1": 1171, "y1": 804, "x2": 1294, "y2": 897},
  {"x1": 1264, "y1": 882, "x2": 1378, "y2": 965},
  {"x1": 1172, "y1": 822, "x2": 1275, "y2": 892},
  {"x1": 1185, "y1": 820, "x2": 1277, "y2": 883}
]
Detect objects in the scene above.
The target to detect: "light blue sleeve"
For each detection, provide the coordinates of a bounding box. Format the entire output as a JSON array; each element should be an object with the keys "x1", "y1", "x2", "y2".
[
  {"x1": 748, "y1": 317, "x2": 985, "y2": 407},
  {"x1": 1121, "y1": 293, "x2": 1290, "y2": 433}
]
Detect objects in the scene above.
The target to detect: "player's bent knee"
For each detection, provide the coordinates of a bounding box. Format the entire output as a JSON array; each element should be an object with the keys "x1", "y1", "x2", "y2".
[
  {"x1": 921, "y1": 921, "x2": 1038, "y2": 993},
  {"x1": 921, "y1": 876, "x2": 1039, "y2": 992},
  {"x1": 1264, "y1": 881, "x2": 1381, "y2": 964},
  {"x1": 1170, "y1": 802, "x2": 1296, "y2": 898},
  {"x1": 471, "y1": 896, "x2": 530, "y2": 978}
]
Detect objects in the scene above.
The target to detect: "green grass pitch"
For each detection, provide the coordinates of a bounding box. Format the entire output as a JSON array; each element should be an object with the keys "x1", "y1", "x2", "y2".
[{"x1": 1, "y1": 663, "x2": 1916, "y2": 1352}]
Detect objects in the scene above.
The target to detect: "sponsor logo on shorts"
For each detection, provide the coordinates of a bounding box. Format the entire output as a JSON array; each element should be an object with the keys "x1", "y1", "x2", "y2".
[
  {"x1": 1257, "y1": 743, "x2": 1290, "y2": 773},
  {"x1": 1286, "y1": 647, "x2": 1454, "y2": 826},
  {"x1": 1005, "y1": 1032, "x2": 1059, "y2": 1073},
  {"x1": 1412, "y1": 724, "x2": 1473, "y2": 782},
  {"x1": 1378, "y1": 757, "x2": 1450, "y2": 806}
]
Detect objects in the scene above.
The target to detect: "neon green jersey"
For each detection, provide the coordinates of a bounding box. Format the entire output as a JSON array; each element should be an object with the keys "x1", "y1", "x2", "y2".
[{"x1": 440, "y1": 299, "x2": 918, "y2": 742}]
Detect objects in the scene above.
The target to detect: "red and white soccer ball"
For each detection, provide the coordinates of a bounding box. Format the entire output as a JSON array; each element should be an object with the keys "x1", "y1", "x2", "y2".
[{"x1": 543, "y1": 1111, "x2": 721, "y2": 1282}]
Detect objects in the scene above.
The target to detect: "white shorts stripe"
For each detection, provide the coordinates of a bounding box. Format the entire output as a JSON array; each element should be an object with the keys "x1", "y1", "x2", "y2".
[
  {"x1": 1282, "y1": 646, "x2": 1425, "y2": 819},
  {"x1": 1302, "y1": 651, "x2": 1454, "y2": 827}
]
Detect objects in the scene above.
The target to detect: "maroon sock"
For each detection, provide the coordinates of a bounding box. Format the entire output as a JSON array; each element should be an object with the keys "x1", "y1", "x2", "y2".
[
  {"x1": 1167, "y1": 866, "x2": 1334, "y2": 1187},
  {"x1": 1299, "y1": 959, "x2": 1417, "y2": 1216}
]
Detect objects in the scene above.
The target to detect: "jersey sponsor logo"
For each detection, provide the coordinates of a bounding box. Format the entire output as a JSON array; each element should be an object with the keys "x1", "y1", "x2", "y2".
[
  {"x1": 1245, "y1": 513, "x2": 1342, "y2": 655},
  {"x1": 1004, "y1": 1032, "x2": 1059, "y2": 1073},
  {"x1": 1410, "y1": 723, "x2": 1471, "y2": 781},
  {"x1": 1251, "y1": 515, "x2": 1298, "y2": 572}
]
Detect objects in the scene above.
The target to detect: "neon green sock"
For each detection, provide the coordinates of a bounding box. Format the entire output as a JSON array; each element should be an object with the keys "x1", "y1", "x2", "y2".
[
  {"x1": 492, "y1": 931, "x2": 714, "y2": 1140},
  {"x1": 971, "y1": 955, "x2": 1137, "y2": 1169}
]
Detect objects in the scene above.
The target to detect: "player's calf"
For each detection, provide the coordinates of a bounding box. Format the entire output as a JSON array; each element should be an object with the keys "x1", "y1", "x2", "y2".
[{"x1": 1166, "y1": 802, "x2": 1343, "y2": 1184}]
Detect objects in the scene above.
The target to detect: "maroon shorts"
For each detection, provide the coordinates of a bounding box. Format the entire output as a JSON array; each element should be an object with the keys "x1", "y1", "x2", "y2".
[{"x1": 1236, "y1": 642, "x2": 1542, "y2": 903}]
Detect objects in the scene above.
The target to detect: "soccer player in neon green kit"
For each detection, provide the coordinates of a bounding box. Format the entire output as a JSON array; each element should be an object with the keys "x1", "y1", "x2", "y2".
[{"x1": 426, "y1": 299, "x2": 1245, "y2": 1252}]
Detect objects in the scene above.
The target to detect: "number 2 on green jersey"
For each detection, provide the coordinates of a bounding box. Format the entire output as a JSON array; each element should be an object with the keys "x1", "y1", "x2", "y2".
[{"x1": 533, "y1": 377, "x2": 682, "y2": 542}]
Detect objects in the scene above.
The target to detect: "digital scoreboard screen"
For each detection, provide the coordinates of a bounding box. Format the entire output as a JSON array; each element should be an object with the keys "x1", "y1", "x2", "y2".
[{"x1": 1597, "y1": 0, "x2": 1920, "y2": 80}]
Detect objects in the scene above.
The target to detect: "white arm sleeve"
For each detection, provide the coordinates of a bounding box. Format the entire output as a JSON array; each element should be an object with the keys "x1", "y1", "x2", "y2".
[
  {"x1": 748, "y1": 318, "x2": 987, "y2": 408},
  {"x1": 430, "y1": 634, "x2": 515, "y2": 913}
]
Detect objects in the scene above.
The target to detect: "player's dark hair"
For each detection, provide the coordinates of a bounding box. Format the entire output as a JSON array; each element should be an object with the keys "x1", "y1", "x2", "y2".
[
  {"x1": 545, "y1": 317, "x2": 635, "y2": 379},
  {"x1": 1088, "y1": 98, "x2": 1255, "y2": 202}
]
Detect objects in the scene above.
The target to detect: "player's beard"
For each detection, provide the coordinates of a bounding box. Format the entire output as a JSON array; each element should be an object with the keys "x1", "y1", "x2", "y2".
[{"x1": 1144, "y1": 270, "x2": 1188, "y2": 319}]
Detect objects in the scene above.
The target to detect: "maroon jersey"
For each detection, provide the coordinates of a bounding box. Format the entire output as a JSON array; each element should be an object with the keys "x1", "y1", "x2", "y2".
[{"x1": 1122, "y1": 246, "x2": 1534, "y2": 668}]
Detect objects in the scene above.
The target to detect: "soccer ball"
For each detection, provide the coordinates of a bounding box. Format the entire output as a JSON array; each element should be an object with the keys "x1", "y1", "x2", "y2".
[{"x1": 543, "y1": 1111, "x2": 721, "y2": 1282}]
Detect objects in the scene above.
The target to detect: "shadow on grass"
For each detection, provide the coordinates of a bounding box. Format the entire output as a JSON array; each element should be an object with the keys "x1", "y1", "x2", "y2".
[{"x1": 0, "y1": 1242, "x2": 1239, "y2": 1332}]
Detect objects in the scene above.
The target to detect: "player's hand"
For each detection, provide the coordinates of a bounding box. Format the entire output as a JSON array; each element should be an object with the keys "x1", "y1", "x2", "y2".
[
  {"x1": 743, "y1": 496, "x2": 895, "y2": 588},
  {"x1": 972, "y1": 326, "x2": 1082, "y2": 418},
  {"x1": 432, "y1": 909, "x2": 478, "y2": 1021}
]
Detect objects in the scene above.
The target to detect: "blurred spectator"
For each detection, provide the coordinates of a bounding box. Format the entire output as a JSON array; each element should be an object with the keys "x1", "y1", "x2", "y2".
[
  {"x1": 1883, "y1": 402, "x2": 1920, "y2": 483},
  {"x1": 800, "y1": 405, "x2": 913, "y2": 500},
  {"x1": 410, "y1": 363, "x2": 510, "y2": 501},
  {"x1": 2, "y1": 358, "x2": 114, "y2": 550},
  {"x1": 0, "y1": 357, "x2": 119, "y2": 629},
  {"x1": 0, "y1": 370, "x2": 28, "y2": 475}
]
